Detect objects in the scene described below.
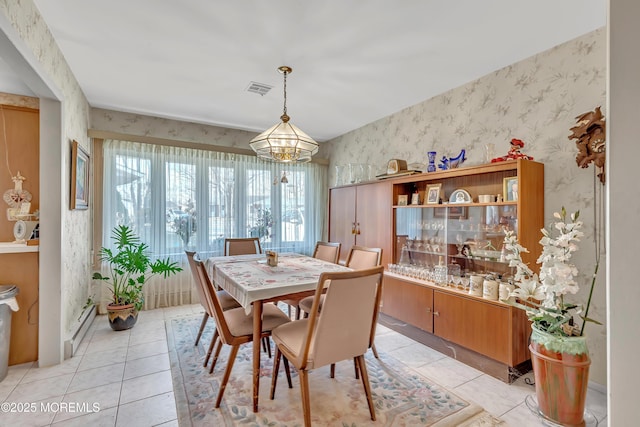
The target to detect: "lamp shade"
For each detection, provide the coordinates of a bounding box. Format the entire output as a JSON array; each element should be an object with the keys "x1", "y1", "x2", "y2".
[{"x1": 250, "y1": 117, "x2": 319, "y2": 163}]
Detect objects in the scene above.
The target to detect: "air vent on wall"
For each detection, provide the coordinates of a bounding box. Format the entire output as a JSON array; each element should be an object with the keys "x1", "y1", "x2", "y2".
[{"x1": 246, "y1": 81, "x2": 273, "y2": 96}]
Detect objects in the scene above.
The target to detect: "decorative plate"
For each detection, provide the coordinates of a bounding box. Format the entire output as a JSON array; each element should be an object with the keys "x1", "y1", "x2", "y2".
[{"x1": 449, "y1": 189, "x2": 472, "y2": 204}]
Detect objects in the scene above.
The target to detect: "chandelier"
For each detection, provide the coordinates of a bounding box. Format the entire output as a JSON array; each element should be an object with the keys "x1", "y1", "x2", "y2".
[{"x1": 250, "y1": 66, "x2": 318, "y2": 163}]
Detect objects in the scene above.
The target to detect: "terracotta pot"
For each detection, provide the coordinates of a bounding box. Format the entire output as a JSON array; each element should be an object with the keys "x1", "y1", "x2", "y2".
[
  {"x1": 107, "y1": 303, "x2": 138, "y2": 331},
  {"x1": 529, "y1": 325, "x2": 591, "y2": 426}
]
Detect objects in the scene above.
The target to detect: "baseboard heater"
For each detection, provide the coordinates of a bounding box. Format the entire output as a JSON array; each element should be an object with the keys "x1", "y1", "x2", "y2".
[{"x1": 64, "y1": 304, "x2": 96, "y2": 359}]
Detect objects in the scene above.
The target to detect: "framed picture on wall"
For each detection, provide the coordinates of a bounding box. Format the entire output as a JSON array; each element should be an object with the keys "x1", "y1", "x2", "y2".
[{"x1": 70, "y1": 140, "x2": 90, "y2": 210}]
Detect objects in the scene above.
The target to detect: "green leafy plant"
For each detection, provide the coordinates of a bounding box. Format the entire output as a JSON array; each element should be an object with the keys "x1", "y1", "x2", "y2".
[{"x1": 93, "y1": 225, "x2": 182, "y2": 311}]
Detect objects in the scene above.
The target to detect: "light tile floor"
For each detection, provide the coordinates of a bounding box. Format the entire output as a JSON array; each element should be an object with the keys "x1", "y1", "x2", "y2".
[{"x1": 0, "y1": 304, "x2": 607, "y2": 426}]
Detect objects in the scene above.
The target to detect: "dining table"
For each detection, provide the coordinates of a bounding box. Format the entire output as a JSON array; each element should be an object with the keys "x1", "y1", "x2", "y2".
[{"x1": 206, "y1": 252, "x2": 351, "y2": 412}]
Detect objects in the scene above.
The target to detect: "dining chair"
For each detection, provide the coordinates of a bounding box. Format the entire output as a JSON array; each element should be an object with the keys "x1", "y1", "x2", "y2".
[
  {"x1": 282, "y1": 241, "x2": 341, "y2": 319},
  {"x1": 193, "y1": 258, "x2": 293, "y2": 407},
  {"x1": 269, "y1": 266, "x2": 384, "y2": 427},
  {"x1": 185, "y1": 251, "x2": 241, "y2": 349},
  {"x1": 224, "y1": 237, "x2": 262, "y2": 256},
  {"x1": 297, "y1": 245, "x2": 383, "y2": 378},
  {"x1": 222, "y1": 236, "x2": 273, "y2": 358}
]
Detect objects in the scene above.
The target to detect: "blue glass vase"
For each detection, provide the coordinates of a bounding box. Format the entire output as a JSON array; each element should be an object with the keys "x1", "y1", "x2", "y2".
[{"x1": 427, "y1": 151, "x2": 436, "y2": 172}]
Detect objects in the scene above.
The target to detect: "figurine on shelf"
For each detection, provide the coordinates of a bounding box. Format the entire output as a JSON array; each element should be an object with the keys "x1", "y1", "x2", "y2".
[
  {"x1": 438, "y1": 155, "x2": 449, "y2": 170},
  {"x1": 491, "y1": 138, "x2": 534, "y2": 162},
  {"x1": 437, "y1": 149, "x2": 467, "y2": 170},
  {"x1": 3, "y1": 171, "x2": 33, "y2": 208},
  {"x1": 448, "y1": 149, "x2": 467, "y2": 168},
  {"x1": 568, "y1": 106, "x2": 606, "y2": 183}
]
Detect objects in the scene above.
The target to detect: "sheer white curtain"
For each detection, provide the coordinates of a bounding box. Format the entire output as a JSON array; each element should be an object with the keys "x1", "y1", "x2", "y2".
[{"x1": 100, "y1": 139, "x2": 328, "y2": 309}]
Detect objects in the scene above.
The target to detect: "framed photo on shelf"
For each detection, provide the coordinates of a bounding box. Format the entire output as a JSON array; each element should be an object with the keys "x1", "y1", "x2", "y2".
[
  {"x1": 503, "y1": 177, "x2": 518, "y2": 201},
  {"x1": 426, "y1": 184, "x2": 442, "y2": 204},
  {"x1": 70, "y1": 140, "x2": 90, "y2": 210},
  {"x1": 397, "y1": 194, "x2": 408, "y2": 206},
  {"x1": 411, "y1": 192, "x2": 420, "y2": 205}
]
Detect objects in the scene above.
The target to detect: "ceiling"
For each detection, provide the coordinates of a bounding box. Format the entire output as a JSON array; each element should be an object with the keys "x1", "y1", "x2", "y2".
[{"x1": 5, "y1": 1, "x2": 606, "y2": 142}]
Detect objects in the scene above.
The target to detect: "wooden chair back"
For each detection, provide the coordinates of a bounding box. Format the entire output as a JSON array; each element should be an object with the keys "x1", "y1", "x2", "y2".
[
  {"x1": 345, "y1": 246, "x2": 383, "y2": 270},
  {"x1": 298, "y1": 266, "x2": 384, "y2": 370},
  {"x1": 194, "y1": 258, "x2": 235, "y2": 345},
  {"x1": 185, "y1": 251, "x2": 212, "y2": 317},
  {"x1": 312, "y1": 241, "x2": 341, "y2": 264},
  {"x1": 224, "y1": 237, "x2": 262, "y2": 256}
]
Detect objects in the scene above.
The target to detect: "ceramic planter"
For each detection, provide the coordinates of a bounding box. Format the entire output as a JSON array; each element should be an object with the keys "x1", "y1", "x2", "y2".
[
  {"x1": 529, "y1": 325, "x2": 591, "y2": 426},
  {"x1": 107, "y1": 303, "x2": 138, "y2": 331}
]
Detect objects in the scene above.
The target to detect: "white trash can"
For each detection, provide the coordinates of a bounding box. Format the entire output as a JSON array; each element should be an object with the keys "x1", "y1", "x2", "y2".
[{"x1": 0, "y1": 285, "x2": 19, "y2": 382}]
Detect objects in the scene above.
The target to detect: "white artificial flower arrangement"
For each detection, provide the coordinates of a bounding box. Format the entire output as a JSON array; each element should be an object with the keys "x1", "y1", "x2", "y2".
[{"x1": 502, "y1": 207, "x2": 599, "y2": 337}]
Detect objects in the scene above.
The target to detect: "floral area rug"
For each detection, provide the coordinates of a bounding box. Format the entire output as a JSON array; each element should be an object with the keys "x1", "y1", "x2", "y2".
[{"x1": 167, "y1": 315, "x2": 504, "y2": 426}]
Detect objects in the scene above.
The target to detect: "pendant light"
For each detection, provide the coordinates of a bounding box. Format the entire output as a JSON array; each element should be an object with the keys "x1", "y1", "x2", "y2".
[{"x1": 250, "y1": 66, "x2": 318, "y2": 163}]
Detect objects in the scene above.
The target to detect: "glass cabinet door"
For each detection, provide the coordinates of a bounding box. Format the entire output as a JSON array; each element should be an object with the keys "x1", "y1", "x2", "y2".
[{"x1": 394, "y1": 204, "x2": 518, "y2": 283}]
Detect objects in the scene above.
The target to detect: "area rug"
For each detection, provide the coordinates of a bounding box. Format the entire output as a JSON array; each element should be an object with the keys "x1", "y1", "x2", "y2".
[{"x1": 167, "y1": 314, "x2": 505, "y2": 426}]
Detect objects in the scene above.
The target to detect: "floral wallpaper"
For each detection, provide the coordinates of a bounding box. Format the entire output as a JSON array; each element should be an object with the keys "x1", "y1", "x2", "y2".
[
  {"x1": 326, "y1": 28, "x2": 607, "y2": 386},
  {"x1": 91, "y1": 108, "x2": 259, "y2": 150},
  {"x1": 1, "y1": 1, "x2": 93, "y2": 341}
]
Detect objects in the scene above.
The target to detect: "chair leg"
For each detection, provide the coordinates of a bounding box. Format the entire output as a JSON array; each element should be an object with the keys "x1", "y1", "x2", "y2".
[
  {"x1": 371, "y1": 342, "x2": 379, "y2": 359},
  {"x1": 195, "y1": 312, "x2": 209, "y2": 346},
  {"x1": 215, "y1": 345, "x2": 240, "y2": 408},
  {"x1": 356, "y1": 355, "x2": 376, "y2": 421},
  {"x1": 294, "y1": 305, "x2": 301, "y2": 320},
  {"x1": 270, "y1": 347, "x2": 281, "y2": 400},
  {"x1": 209, "y1": 339, "x2": 223, "y2": 374},
  {"x1": 204, "y1": 329, "x2": 218, "y2": 368},
  {"x1": 354, "y1": 357, "x2": 360, "y2": 379},
  {"x1": 330, "y1": 363, "x2": 335, "y2": 378},
  {"x1": 299, "y1": 369, "x2": 312, "y2": 427},
  {"x1": 262, "y1": 337, "x2": 272, "y2": 358},
  {"x1": 282, "y1": 355, "x2": 293, "y2": 389}
]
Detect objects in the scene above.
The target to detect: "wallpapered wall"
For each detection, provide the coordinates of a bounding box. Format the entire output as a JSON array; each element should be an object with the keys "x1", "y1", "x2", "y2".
[
  {"x1": 1, "y1": 1, "x2": 92, "y2": 341},
  {"x1": 326, "y1": 28, "x2": 607, "y2": 386},
  {"x1": 91, "y1": 108, "x2": 259, "y2": 149}
]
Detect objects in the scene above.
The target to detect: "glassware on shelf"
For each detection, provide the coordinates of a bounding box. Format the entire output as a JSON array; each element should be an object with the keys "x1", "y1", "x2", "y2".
[
  {"x1": 455, "y1": 234, "x2": 465, "y2": 255},
  {"x1": 448, "y1": 262, "x2": 461, "y2": 277},
  {"x1": 399, "y1": 244, "x2": 411, "y2": 265},
  {"x1": 484, "y1": 143, "x2": 495, "y2": 164},
  {"x1": 433, "y1": 256, "x2": 448, "y2": 285}
]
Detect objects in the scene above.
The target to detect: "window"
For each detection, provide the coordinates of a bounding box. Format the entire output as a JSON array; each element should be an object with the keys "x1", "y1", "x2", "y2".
[{"x1": 102, "y1": 140, "x2": 327, "y2": 260}]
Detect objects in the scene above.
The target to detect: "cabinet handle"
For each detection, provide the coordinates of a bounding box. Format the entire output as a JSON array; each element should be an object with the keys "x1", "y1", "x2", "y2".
[
  {"x1": 433, "y1": 311, "x2": 440, "y2": 317},
  {"x1": 356, "y1": 222, "x2": 361, "y2": 235},
  {"x1": 351, "y1": 222, "x2": 356, "y2": 234}
]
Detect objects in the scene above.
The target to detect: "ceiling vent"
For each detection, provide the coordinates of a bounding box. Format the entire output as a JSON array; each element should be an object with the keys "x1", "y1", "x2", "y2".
[{"x1": 246, "y1": 81, "x2": 273, "y2": 96}]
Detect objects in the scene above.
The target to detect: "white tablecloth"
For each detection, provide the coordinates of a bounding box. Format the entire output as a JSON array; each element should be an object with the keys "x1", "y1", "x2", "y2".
[{"x1": 206, "y1": 252, "x2": 351, "y2": 314}]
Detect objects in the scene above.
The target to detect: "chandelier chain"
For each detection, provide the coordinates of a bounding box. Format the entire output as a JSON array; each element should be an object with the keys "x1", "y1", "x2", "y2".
[{"x1": 282, "y1": 69, "x2": 288, "y2": 116}]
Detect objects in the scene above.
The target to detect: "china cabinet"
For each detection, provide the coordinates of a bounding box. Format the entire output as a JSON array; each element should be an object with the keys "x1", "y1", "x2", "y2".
[{"x1": 380, "y1": 159, "x2": 544, "y2": 381}]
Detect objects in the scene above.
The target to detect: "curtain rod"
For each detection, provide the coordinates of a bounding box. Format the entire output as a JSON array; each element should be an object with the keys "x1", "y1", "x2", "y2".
[{"x1": 88, "y1": 129, "x2": 329, "y2": 165}]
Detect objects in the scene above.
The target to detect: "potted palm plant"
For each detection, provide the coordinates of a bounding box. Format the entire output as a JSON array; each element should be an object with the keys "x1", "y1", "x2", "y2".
[{"x1": 93, "y1": 225, "x2": 182, "y2": 331}]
